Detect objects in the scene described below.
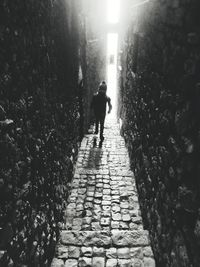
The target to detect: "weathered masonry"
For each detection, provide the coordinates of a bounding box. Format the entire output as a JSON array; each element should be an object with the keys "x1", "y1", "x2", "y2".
[
  {"x1": 119, "y1": 0, "x2": 200, "y2": 266},
  {"x1": 0, "y1": 0, "x2": 200, "y2": 266}
]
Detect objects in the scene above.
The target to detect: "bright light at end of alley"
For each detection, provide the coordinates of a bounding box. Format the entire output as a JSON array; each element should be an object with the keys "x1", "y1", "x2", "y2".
[
  {"x1": 106, "y1": 0, "x2": 121, "y2": 117},
  {"x1": 107, "y1": 0, "x2": 120, "y2": 24}
]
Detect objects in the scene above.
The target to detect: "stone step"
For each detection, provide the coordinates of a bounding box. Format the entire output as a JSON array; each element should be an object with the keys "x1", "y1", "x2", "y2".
[
  {"x1": 52, "y1": 234, "x2": 155, "y2": 266},
  {"x1": 59, "y1": 230, "x2": 150, "y2": 248}
]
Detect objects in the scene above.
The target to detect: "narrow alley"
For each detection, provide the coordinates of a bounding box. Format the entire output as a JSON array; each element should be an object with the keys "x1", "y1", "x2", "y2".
[
  {"x1": 51, "y1": 118, "x2": 155, "y2": 267},
  {"x1": 1, "y1": 0, "x2": 200, "y2": 266}
]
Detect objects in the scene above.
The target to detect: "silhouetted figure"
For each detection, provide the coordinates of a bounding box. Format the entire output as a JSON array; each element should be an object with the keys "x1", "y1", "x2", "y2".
[{"x1": 91, "y1": 81, "x2": 112, "y2": 140}]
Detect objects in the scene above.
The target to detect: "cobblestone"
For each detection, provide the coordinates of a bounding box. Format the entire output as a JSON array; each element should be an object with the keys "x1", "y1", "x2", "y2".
[
  {"x1": 64, "y1": 259, "x2": 78, "y2": 267},
  {"x1": 51, "y1": 118, "x2": 155, "y2": 266},
  {"x1": 106, "y1": 259, "x2": 118, "y2": 267}
]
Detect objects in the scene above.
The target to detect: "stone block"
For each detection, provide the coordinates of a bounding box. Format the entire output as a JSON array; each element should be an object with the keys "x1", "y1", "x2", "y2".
[
  {"x1": 73, "y1": 218, "x2": 82, "y2": 227},
  {"x1": 122, "y1": 214, "x2": 131, "y2": 222},
  {"x1": 64, "y1": 259, "x2": 78, "y2": 267},
  {"x1": 143, "y1": 257, "x2": 156, "y2": 267},
  {"x1": 102, "y1": 200, "x2": 111, "y2": 206},
  {"x1": 94, "y1": 199, "x2": 102, "y2": 204},
  {"x1": 106, "y1": 248, "x2": 117, "y2": 259},
  {"x1": 112, "y1": 205, "x2": 120, "y2": 213},
  {"x1": 120, "y1": 202, "x2": 129, "y2": 209},
  {"x1": 106, "y1": 259, "x2": 118, "y2": 267},
  {"x1": 143, "y1": 247, "x2": 153, "y2": 258},
  {"x1": 68, "y1": 246, "x2": 80, "y2": 258},
  {"x1": 61, "y1": 231, "x2": 80, "y2": 246},
  {"x1": 78, "y1": 257, "x2": 92, "y2": 267},
  {"x1": 93, "y1": 257, "x2": 105, "y2": 267},
  {"x1": 81, "y1": 247, "x2": 93, "y2": 257},
  {"x1": 102, "y1": 210, "x2": 111, "y2": 217},
  {"x1": 112, "y1": 212, "x2": 122, "y2": 221},
  {"x1": 111, "y1": 221, "x2": 120, "y2": 229},
  {"x1": 117, "y1": 248, "x2": 130, "y2": 259},
  {"x1": 131, "y1": 258, "x2": 144, "y2": 267},
  {"x1": 57, "y1": 245, "x2": 68, "y2": 259},
  {"x1": 119, "y1": 222, "x2": 129, "y2": 230},
  {"x1": 111, "y1": 231, "x2": 149, "y2": 247},
  {"x1": 93, "y1": 247, "x2": 105, "y2": 257},
  {"x1": 92, "y1": 222, "x2": 101, "y2": 231},
  {"x1": 130, "y1": 247, "x2": 143, "y2": 259},
  {"x1": 117, "y1": 259, "x2": 131, "y2": 267},
  {"x1": 101, "y1": 217, "x2": 110, "y2": 226},
  {"x1": 103, "y1": 206, "x2": 111, "y2": 211},
  {"x1": 51, "y1": 258, "x2": 65, "y2": 267}
]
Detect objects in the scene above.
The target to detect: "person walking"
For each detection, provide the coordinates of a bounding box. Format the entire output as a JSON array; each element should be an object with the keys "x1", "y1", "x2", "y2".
[{"x1": 91, "y1": 81, "x2": 112, "y2": 141}]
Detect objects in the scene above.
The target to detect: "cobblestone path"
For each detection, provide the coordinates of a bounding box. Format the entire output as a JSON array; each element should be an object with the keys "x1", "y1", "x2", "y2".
[{"x1": 51, "y1": 118, "x2": 155, "y2": 267}]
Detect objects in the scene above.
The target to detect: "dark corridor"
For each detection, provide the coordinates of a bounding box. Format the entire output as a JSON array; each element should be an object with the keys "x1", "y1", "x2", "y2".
[{"x1": 0, "y1": 0, "x2": 200, "y2": 266}]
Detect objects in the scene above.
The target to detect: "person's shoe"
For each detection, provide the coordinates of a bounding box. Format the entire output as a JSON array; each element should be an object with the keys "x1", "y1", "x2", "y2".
[
  {"x1": 93, "y1": 137, "x2": 97, "y2": 147},
  {"x1": 99, "y1": 140, "x2": 103, "y2": 148},
  {"x1": 100, "y1": 134, "x2": 104, "y2": 141}
]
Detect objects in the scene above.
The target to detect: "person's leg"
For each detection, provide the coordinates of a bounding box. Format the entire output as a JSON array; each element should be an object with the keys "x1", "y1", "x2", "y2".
[
  {"x1": 95, "y1": 116, "x2": 99, "y2": 134},
  {"x1": 100, "y1": 115, "x2": 105, "y2": 140}
]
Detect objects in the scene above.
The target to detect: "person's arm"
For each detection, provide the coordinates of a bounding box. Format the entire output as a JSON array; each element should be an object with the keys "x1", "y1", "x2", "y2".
[{"x1": 107, "y1": 97, "x2": 112, "y2": 113}]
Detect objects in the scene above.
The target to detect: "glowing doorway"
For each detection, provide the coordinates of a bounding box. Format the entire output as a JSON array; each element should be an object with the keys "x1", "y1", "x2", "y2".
[
  {"x1": 106, "y1": 0, "x2": 120, "y2": 118},
  {"x1": 107, "y1": 33, "x2": 118, "y2": 117}
]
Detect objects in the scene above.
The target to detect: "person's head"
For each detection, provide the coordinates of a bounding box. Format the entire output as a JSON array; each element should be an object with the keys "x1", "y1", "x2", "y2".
[{"x1": 98, "y1": 81, "x2": 107, "y2": 94}]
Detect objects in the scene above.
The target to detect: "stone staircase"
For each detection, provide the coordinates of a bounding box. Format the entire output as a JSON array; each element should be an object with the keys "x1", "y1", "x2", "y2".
[{"x1": 51, "y1": 118, "x2": 155, "y2": 267}]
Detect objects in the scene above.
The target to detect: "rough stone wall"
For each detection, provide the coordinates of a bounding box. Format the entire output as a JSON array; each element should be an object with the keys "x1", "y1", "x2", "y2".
[
  {"x1": 0, "y1": 1, "x2": 82, "y2": 266},
  {"x1": 120, "y1": 0, "x2": 200, "y2": 266}
]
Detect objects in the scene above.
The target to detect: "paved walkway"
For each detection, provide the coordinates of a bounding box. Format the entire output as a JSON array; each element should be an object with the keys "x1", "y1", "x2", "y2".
[{"x1": 51, "y1": 118, "x2": 155, "y2": 267}]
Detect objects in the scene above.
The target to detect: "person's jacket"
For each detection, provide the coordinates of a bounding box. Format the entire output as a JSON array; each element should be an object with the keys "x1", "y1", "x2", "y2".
[{"x1": 91, "y1": 92, "x2": 112, "y2": 116}]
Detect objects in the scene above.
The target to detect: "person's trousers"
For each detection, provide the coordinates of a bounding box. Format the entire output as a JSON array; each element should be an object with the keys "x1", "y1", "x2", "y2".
[{"x1": 95, "y1": 113, "x2": 105, "y2": 137}]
